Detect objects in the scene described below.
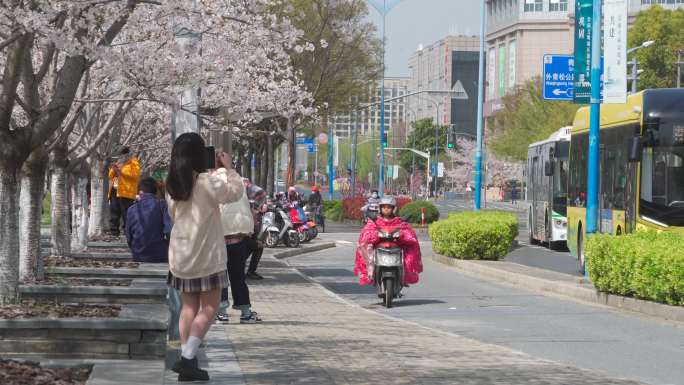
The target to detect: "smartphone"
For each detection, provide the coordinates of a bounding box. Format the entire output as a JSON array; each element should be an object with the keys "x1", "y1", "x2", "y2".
[{"x1": 204, "y1": 146, "x2": 216, "y2": 170}]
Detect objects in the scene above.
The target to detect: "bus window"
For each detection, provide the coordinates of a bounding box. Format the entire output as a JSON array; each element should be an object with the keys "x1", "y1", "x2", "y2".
[
  {"x1": 554, "y1": 159, "x2": 568, "y2": 216},
  {"x1": 640, "y1": 146, "x2": 684, "y2": 226},
  {"x1": 569, "y1": 133, "x2": 588, "y2": 207}
]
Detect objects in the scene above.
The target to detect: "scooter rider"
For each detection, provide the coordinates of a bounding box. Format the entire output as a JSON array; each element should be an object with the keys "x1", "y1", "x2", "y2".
[
  {"x1": 362, "y1": 189, "x2": 381, "y2": 222},
  {"x1": 354, "y1": 196, "x2": 423, "y2": 286}
]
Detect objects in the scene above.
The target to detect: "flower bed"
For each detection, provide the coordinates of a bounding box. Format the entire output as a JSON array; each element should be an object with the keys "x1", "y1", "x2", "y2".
[
  {"x1": 0, "y1": 303, "x2": 121, "y2": 319},
  {"x1": 45, "y1": 256, "x2": 140, "y2": 269},
  {"x1": 0, "y1": 359, "x2": 91, "y2": 385},
  {"x1": 22, "y1": 277, "x2": 132, "y2": 287}
]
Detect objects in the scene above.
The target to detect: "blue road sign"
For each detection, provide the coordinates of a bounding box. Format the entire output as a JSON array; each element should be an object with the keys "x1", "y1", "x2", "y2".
[
  {"x1": 307, "y1": 143, "x2": 315, "y2": 153},
  {"x1": 543, "y1": 54, "x2": 575, "y2": 101},
  {"x1": 296, "y1": 137, "x2": 314, "y2": 145},
  {"x1": 543, "y1": 54, "x2": 604, "y2": 103}
]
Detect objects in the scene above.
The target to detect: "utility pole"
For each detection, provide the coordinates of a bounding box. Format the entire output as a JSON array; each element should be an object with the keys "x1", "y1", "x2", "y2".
[
  {"x1": 351, "y1": 109, "x2": 359, "y2": 196},
  {"x1": 474, "y1": 0, "x2": 486, "y2": 210},
  {"x1": 586, "y1": 0, "x2": 603, "y2": 251},
  {"x1": 631, "y1": 59, "x2": 639, "y2": 93},
  {"x1": 677, "y1": 50, "x2": 683, "y2": 88}
]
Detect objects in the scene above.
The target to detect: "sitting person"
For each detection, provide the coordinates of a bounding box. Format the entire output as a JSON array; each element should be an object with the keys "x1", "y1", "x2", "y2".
[
  {"x1": 354, "y1": 196, "x2": 423, "y2": 286},
  {"x1": 125, "y1": 177, "x2": 171, "y2": 263}
]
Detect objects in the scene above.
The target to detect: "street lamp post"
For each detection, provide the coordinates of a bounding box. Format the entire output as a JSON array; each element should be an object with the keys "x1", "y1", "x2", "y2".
[
  {"x1": 627, "y1": 40, "x2": 654, "y2": 93},
  {"x1": 367, "y1": 0, "x2": 405, "y2": 196},
  {"x1": 474, "y1": 0, "x2": 486, "y2": 210}
]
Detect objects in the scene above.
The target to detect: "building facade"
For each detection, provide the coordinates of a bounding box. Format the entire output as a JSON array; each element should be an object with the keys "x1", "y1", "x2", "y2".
[
  {"x1": 485, "y1": 0, "x2": 684, "y2": 116},
  {"x1": 407, "y1": 35, "x2": 480, "y2": 138},
  {"x1": 329, "y1": 77, "x2": 409, "y2": 140}
]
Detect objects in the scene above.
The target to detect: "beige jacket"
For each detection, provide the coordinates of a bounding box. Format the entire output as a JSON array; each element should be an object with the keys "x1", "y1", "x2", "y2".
[
  {"x1": 167, "y1": 168, "x2": 243, "y2": 279},
  {"x1": 220, "y1": 184, "x2": 254, "y2": 236}
]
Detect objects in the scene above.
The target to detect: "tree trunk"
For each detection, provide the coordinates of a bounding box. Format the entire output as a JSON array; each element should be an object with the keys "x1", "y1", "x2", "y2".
[
  {"x1": 253, "y1": 145, "x2": 262, "y2": 187},
  {"x1": 286, "y1": 117, "x2": 296, "y2": 187},
  {"x1": 259, "y1": 143, "x2": 268, "y2": 188},
  {"x1": 0, "y1": 164, "x2": 21, "y2": 302},
  {"x1": 50, "y1": 145, "x2": 71, "y2": 257},
  {"x1": 19, "y1": 149, "x2": 48, "y2": 281},
  {"x1": 266, "y1": 134, "x2": 274, "y2": 196},
  {"x1": 88, "y1": 157, "x2": 107, "y2": 238},
  {"x1": 71, "y1": 171, "x2": 89, "y2": 252}
]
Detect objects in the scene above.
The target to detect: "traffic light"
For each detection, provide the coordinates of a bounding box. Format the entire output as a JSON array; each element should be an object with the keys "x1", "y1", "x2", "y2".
[
  {"x1": 382, "y1": 132, "x2": 388, "y2": 148},
  {"x1": 446, "y1": 131, "x2": 454, "y2": 149}
]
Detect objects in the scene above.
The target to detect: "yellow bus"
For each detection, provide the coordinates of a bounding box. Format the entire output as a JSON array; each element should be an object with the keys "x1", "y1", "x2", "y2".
[{"x1": 568, "y1": 89, "x2": 684, "y2": 274}]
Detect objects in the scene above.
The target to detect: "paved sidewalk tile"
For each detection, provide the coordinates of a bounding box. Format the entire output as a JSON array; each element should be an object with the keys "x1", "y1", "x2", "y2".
[
  {"x1": 222, "y1": 256, "x2": 644, "y2": 385},
  {"x1": 164, "y1": 324, "x2": 245, "y2": 385}
]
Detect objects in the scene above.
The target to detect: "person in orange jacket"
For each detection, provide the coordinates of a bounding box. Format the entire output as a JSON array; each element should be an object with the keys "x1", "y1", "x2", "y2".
[{"x1": 108, "y1": 147, "x2": 141, "y2": 236}]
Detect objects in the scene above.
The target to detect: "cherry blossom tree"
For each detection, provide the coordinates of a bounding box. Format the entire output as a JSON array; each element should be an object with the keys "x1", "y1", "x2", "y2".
[{"x1": 0, "y1": 0, "x2": 312, "y2": 301}]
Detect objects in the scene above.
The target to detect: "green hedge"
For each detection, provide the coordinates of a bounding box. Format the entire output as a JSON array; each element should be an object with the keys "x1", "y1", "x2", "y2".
[
  {"x1": 428, "y1": 211, "x2": 518, "y2": 260},
  {"x1": 586, "y1": 232, "x2": 684, "y2": 306},
  {"x1": 399, "y1": 201, "x2": 440, "y2": 224},
  {"x1": 323, "y1": 200, "x2": 343, "y2": 222}
]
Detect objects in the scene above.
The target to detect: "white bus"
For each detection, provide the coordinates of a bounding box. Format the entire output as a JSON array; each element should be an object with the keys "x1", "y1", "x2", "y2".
[{"x1": 527, "y1": 127, "x2": 570, "y2": 249}]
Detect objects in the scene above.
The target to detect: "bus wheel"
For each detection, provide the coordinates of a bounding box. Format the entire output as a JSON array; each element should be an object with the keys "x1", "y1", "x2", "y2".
[{"x1": 578, "y1": 225, "x2": 586, "y2": 275}]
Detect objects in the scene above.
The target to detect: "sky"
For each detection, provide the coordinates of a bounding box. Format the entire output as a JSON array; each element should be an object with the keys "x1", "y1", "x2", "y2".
[{"x1": 365, "y1": 0, "x2": 482, "y2": 77}]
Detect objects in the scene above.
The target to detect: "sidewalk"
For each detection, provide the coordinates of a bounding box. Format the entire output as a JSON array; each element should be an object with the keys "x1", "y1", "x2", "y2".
[{"x1": 190, "y1": 250, "x2": 643, "y2": 385}]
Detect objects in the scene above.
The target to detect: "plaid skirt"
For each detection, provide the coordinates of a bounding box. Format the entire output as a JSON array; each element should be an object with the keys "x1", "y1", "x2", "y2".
[{"x1": 167, "y1": 270, "x2": 229, "y2": 293}]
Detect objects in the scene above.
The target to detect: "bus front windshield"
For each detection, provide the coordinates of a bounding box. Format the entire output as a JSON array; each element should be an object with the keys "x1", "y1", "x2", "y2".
[
  {"x1": 640, "y1": 146, "x2": 684, "y2": 226},
  {"x1": 553, "y1": 159, "x2": 568, "y2": 216}
]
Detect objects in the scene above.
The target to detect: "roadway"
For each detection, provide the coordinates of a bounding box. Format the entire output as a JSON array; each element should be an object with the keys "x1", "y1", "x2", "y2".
[{"x1": 290, "y1": 234, "x2": 684, "y2": 385}]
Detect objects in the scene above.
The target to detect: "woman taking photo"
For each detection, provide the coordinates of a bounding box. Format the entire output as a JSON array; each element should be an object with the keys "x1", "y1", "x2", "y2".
[{"x1": 165, "y1": 133, "x2": 243, "y2": 382}]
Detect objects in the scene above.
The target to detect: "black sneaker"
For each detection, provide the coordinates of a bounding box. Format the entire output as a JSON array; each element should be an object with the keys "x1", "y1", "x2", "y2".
[
  {"x1": 177, "y1": 356, "x2": 209, "y2": 382},
  {"x1": 171, "y1": 356, "x2": 195, "y2": 374},
  {"x1": 246, "y1": 272, "x2": 264, "y2": 280},
  {"x1": 240, "y1": 311, "x2": 262, "y2": 324},
  {"x1": 215, "y1": 313, "x2": 230, "y2": 323}
]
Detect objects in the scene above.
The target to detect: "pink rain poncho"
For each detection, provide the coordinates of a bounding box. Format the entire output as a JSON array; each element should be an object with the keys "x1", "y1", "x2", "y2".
[{"x1": 354, "y1": 216, "x2": 423, "y2": 286}]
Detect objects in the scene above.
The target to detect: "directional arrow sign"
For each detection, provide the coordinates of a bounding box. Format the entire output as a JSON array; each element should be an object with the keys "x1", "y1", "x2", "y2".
[{"x1": 543, "y1": 55, "x2": 575, "y2": 101}]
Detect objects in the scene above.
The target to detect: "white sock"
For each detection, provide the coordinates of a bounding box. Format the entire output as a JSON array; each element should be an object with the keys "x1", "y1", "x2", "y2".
[
  {"x1": 181, "y1": 336, "x2": 202, "y2": 359},
  {"x1": 181, "y1": 344, "x2": 186, "y2": 353}
]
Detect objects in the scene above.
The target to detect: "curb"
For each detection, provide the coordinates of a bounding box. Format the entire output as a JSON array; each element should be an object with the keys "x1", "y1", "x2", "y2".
[
  {"x1": 429, "y1": 254, "x2": 684, "y2": 324},
  {"x1": 272, "y1": 242, "x2": 337, "y2": 259}
]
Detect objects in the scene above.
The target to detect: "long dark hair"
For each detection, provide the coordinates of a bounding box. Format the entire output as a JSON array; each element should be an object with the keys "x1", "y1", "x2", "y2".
[{"x1": 166, "y1": 133, "x2": 206, "y2": 201}]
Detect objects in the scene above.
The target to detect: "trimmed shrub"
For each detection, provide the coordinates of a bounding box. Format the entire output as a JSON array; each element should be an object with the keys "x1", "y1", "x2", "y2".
[
  {"x1": 399, "y1": 201, "x2": 440, "y2": 224},
  {"x1": 395, "y1": 196, "x2": 412, "y2": 211},
  {"x1": 323, "y1": 200, "x2": 343, "y2": 222},
  {"x1": 586, "y1": 231, "x2": 684, "y2": 306},
  {"x1": 429, "y1": 211, "x2": 518, "y2": 260}
]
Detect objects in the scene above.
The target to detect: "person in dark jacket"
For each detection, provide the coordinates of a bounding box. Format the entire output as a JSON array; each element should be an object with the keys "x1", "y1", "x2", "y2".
[
  {"x1": 125, "y1": 177, "x2": 171, "y2": 263},
  {"x1": 244, "y1": 178, "x2": 267, "y2": 280}
]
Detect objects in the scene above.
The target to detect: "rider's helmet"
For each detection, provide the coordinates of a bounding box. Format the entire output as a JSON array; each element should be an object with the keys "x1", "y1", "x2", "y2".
[
  {"x1": 288, "y1": 186, "x2": 296, "y2": 192},
  {"x1": 379, "y1": 196, "x2": 396, "y2": 209},
  {"x1": 275, "y1": 191, "x2": 285, "y2": 200},
  {"x1": 371, "y1": 189, "x2": 379, "y2": 199},
  {"x1": 311, "y1": 185, "x2": 319, "y2": 192}
]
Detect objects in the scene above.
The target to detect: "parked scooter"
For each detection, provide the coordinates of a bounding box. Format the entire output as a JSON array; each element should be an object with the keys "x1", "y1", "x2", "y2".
[
  {"x1": 259, "y1": 201, "x2": 299, "y2": 248},
  {"x1": 304, "y1": 204, "x2": 324, "y2": 233},
  {"x1": 370, "y1": 222, "x2": 404, "y2": 308},
  {"x1": 288, "y1": 203, "x2": 311, "y2": 243}
]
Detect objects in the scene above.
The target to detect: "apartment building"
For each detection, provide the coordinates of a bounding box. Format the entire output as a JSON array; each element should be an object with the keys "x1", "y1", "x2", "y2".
[
  {"x1": 407, "y1": 35, "x2": 480, "y2": 138},
  {"x1": 485, "y1": 0, "x2": 684, "y2": 116},
  {"x1": 329, "y1": 77, "x2": 410, "y2": 139}
]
